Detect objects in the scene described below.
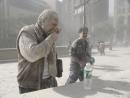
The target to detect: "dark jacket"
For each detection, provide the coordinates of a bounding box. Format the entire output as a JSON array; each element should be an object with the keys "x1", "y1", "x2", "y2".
[{"x1": 70, "y1": 38, "x2": 91, "y2": 66}]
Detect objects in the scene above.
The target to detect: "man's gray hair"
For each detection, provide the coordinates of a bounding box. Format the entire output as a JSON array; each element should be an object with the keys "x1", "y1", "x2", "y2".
[{"x1": 37, "y1": 9, "x2": 58, "y2": 26}]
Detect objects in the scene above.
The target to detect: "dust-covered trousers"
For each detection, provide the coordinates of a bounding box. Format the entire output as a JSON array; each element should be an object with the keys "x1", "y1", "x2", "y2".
[
  {"x1": 19, "y1": 76, "x2": 57, "y2": 94},
  {"x1": 66, "y1": 62, "x2": 84, "y2": 84}
]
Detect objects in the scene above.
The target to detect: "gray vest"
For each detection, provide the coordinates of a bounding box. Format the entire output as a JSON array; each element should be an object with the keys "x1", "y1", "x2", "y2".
[{"x1": 17, "y1": 25, "x2": 47, "y2": 89}]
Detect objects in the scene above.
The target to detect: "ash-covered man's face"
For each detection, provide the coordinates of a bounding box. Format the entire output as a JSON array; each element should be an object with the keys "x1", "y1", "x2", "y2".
[
  {"x1": 37, "y1": 9, "x2": 61, "y2": 35},
  {"x1": 43, "y1": 17, "x2": 60, "y2": 35}
]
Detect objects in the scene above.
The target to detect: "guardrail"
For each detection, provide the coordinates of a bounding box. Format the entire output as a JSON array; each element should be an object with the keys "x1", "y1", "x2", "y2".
[
  {"x1": 0, "y1": 48, "x2": 17, "y2": 61},
  {"x1": 0, "y1": 46, "x2": 69, "y2": 61}
]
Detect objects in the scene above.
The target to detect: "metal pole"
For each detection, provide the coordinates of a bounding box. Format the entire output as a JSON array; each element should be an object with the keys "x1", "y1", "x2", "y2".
[
  {"x1": 83, "y1": 0, "x2": 86, "y2": 28},
  {"x1": 83, "y1": 0, "x2": 90, "y2": 28},
  {"x1": 123, "y1": 0, "x2": 128, "y2": 45}
]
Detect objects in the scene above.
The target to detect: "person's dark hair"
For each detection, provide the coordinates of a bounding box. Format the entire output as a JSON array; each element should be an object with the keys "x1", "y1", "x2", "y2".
[{"x1": 78, "y1": 27, "x2": 88, "y2": 33}]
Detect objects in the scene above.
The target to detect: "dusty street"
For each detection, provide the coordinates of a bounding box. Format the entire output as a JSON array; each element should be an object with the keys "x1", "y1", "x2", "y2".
[{"x1": 0, "y1": 47, "x2": 130, "y2": 98}]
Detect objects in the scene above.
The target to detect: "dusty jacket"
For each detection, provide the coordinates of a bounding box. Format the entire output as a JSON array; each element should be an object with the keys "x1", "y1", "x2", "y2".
[
  {"x1": 16, "y1": 24, "x2": 57, "y2": 89},
  {"x1": 70, "y1": 38, "x2": 91, "y2": 66}
]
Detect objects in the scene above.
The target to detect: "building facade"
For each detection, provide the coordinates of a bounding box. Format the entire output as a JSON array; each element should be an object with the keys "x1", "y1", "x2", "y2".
[
  {"x1": 0, "y1": 0, "x2": 50, "y2": 48},
  {"x1": 57, "y1": 0, "x2": 109, "y2": 45},
  {"x1": 113, "y1": 0, "x2": 130, "y2": 46}
]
